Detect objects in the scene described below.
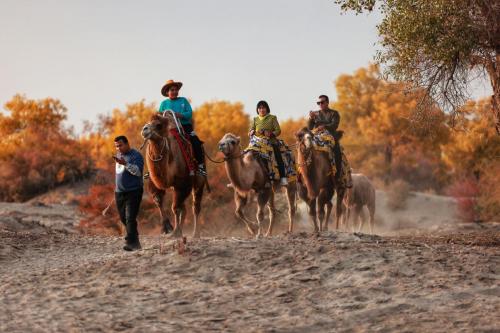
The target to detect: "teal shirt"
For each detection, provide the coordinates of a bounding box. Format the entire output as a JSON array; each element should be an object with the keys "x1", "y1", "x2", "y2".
[{"x1": 158, "y1": 97, "x2": 193, "y2": 125}]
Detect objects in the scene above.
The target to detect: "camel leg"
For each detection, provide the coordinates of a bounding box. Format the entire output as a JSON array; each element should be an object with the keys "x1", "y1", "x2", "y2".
[
  {"x1": 318, "y1": 187, "x2": 334, "y2": 232},
  {"x1": 317, "y1": 193, "x2": 326, "y2": 233},
  {"x1": 335, "y1": 188, "x2": 346, "y2": 230},
  {"x1": 256, "y1": 189, "x2": 271, "y2": 238},
  {"x1": 147, "y1": 179, "x2": 172, "y2": 234},
  {"x1": 357, "y1": 205, "x2": 366, "y2": 233},
  {"x1": 170, "y1": 187, "x2": 191, "y2": 238},
  {"x1": 344, "y1": 205, "x2": 352, "y2": 232},
  {"x1": 307, "y1": 198, "x2": 319, "y2": 234},
  {"x1": 234, "y1": 191, "x2": 255, "y2": 236},
  {"x1": 368, "y1": 201, "x2": 375, "y2": 235},
  {"x1": 265, "y1": 191, "x2": 276, "y2": 237},
  {"x1": 285, "y1": 184, "x2": 297, "y2": 234},
  {"x1": 324, "y1": 200, "x2": 333, "y2": 232},
  {"x1": 351, "y1": 205, "x2": 361, "y2": 233},
  {"x1": 191, "y1": 180, "x2": 204, "y2": 239}
]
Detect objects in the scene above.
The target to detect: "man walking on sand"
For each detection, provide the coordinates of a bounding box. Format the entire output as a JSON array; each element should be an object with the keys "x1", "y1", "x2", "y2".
[{"x1": 113, "y1": 135, "x2": 144, "y2": 251}]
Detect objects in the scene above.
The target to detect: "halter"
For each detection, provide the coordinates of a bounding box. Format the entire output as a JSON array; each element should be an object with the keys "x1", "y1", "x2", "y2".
[{"x1": 147, "y1": 136, "x2": 168, "y2": 162}]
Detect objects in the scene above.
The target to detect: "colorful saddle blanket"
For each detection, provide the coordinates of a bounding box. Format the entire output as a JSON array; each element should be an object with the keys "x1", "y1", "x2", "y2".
[
  {"x1": 245, "y1": 136, "x2": 297, "y2": 182},
  {"x1": 310, "y1": 129, "x2": 337, "y2": 175}
]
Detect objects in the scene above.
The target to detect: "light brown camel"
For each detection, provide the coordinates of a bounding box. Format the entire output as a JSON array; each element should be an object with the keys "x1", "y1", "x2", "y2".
[
  {"x1": 218, "y1": 133, "x2": 296, "y2": 237},
  {"x1": 343, "y1": 173, "x2": 376, "y2": 234},
  {"x1": 141, "y1": 113, "x2": 205, "y2": 238},
  {"x1": 295, "y1": 128, "x2": 345, "y2": 233}
]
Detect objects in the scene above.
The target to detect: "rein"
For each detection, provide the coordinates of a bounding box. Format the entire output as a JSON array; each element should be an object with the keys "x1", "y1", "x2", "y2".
[
  {"x1": 205, "y1": 150, "x2": 249, "y2": 164},
  {"x1": 296, "y1": 142, "x2": 313, "y2": 170}
]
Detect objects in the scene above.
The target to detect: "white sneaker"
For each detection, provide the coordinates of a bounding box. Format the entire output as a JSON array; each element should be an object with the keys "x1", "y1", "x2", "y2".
[{"x1": 280, "y1": 177, "x2": 288, "y2": 186}]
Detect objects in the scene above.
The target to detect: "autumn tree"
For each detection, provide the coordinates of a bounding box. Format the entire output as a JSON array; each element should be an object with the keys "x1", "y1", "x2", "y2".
[
  {"x1": 279, "y1": 117, "x2": 307, "y2": 146},
  {"x1": 193, "y1": 100, "x2": 250, "y2": 153},
  {"x1": 441, "y1": 99, "x2": 500, "y2": 220},
  {"x1": 333, "y1": 66, "x2": 450, "y2": 190},
  {"x1": 334, "y1": 0, "x2": 500, "y2": 134},
  {"x1": 81, "y1": 100, "x2": 156, "y2": 170},
  {"x1": 0, "y1": 95, "x2": 92, "y2": 201}
]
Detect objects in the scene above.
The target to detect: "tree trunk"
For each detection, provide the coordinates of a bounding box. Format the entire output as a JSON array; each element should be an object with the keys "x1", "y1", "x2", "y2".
[
  {"x1": 493, "y1": 52, "x2": 500, "y2": 135},
  {"x1": 487, "y1": 51, "x2": 500, "y2": 135}
]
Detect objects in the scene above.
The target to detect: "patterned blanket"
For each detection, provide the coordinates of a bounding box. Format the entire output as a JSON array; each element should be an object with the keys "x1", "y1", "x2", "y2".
[
  {"x1": 310, "y1": 129, "x2": 337, "y2": 175},
  {"x1": 245, "y1": 136, "x2": 297, "y2": 182}
]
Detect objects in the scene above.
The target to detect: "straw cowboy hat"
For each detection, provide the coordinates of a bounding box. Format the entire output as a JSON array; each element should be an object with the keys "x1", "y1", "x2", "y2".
[{"x1": 161, "y1": 79, "x2": 183, "y2": 97}]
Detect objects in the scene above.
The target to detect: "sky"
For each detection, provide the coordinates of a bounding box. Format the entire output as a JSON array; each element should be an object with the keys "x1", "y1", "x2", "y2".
[{"x1": 0, "y1": 0, "x2": 491, "y2": 132}]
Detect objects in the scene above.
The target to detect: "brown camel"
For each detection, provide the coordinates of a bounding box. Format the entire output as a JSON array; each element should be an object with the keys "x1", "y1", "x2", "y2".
[
  {"x1": 295, "y1": 128, "x2": 345, "y2": 233},
  {"x1": 141, "y1": 113, "x2": 205, "y2": 238},
  {"x1": 218, "y1": 133, "x2": 297, "y2": 237},
  {"x1": 343, "y1": 173, "x2": 376, "y2": 234}
]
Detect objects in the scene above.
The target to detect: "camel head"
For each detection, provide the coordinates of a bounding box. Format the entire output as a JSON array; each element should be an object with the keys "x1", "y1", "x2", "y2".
[
  {"x1": 218, "y1": 133, "x2": 241, "y2": 157},
  {"x1": 141, "y1": 113, "x2": 173, "y2": 140},
  {"x1": 295, "y1": 127, "x2": 314, "y2": 150}
]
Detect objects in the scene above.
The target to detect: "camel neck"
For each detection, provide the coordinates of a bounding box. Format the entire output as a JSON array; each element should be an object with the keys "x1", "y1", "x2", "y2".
[{"x1": 225, "y1": 150, "x2": 250, "y2": 191}]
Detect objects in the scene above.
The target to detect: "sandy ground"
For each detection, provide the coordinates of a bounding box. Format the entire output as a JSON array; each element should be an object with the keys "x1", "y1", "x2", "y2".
[{"x1": 1, "y1": 192, "x2": 499, "y2": 332}]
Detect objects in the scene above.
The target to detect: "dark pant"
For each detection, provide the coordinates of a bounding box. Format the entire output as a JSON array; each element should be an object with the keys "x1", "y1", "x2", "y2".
[
  {"x1": 182, "y1": 124, "x2": 204, "y2": 165},
  {"x1": 115, "y1": 188, "x2": 143, "y2": 243},
  {"x1": 271, "y1": 143, "x2": 286, "y2": 179},
  {"x1": 333, "y1": 142, "x2": 342, "y2": 179}
]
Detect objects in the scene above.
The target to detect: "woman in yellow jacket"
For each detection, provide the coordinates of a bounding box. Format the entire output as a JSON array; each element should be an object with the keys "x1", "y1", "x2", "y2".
[{"x1": 249, "y1": 100, "x2": 288, "y2": 186}]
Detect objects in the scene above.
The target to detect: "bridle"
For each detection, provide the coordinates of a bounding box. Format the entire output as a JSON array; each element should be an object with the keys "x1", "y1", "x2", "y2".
[
  {"x1": 147, "y1": 136, "x2": 169, "y2": 162},
  {"x1": 296, "y1": 136, "x2": 313, "y2": 170},
  {"x1": 141, "y1": 120, "x2": 171, "y2": 163},
  {"x1": 297, "y1": 142, "x2": 313, "y2": 168},
  {"x1": 216, "y1": 139, "x2": 249, "y2": 163}
]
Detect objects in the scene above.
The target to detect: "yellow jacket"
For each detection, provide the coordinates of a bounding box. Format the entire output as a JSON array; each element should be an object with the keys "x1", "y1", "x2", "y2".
[{"x1": 250, "y1": 114, "x2": 281, "y2": 138}]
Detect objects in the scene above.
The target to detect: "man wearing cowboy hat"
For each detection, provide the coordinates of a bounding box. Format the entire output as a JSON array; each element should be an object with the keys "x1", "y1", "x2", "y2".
[{"x1": 158, "y1": 79, "x2": 207, "y2": 176}]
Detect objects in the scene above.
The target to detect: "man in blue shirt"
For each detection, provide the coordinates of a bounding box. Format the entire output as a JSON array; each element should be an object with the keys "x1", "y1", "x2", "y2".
[
  {"x1": 113, "y1": 135, "x2": 144, "y2": 251},
  {"x1": 159, "y1": 79, "x2": 206, "y2": 176}
]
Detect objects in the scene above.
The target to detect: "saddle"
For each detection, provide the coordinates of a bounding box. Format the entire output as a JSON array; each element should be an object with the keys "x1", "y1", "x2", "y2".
[
  {"x1": 245, "y1": 136, "x2": 297, "y2": 182},
  {"x1": 169, "y1": 128, "x2": 196, "y2": 176}
]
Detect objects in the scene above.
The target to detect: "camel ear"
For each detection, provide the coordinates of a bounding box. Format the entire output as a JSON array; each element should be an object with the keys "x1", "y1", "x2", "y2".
[
  {"x1": 236, "y1": 136, "x2": 241, "y2": 143},
  {"x1": 157, "y1": 115, "x2": 169, "y2": 124},
  {"x1": 295, "y1": 130, "x2": 304, "y2": 140},
  {"x1": 151, "y1": 113, "x2": 167, "y2": 123}
]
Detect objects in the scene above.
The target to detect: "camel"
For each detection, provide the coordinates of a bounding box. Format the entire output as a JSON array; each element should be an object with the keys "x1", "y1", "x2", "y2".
[
  {"x1": 295, "y1": 128, "x2": 345, "y2": 233},
  {"x1": 343, "y1": 173, "x2": 376, "y2": 234},
  {"x1": 141, "y1": 113, "x2": 205, "y2": 238},
  {"x1": 217, "y1": 133, "x2": 296, "y2": 237}
]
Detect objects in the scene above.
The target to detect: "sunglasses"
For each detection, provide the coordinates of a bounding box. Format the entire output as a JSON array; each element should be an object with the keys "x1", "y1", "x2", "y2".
[{"x1": 316, "y1": 100, "x2": 327, "y2": 105}]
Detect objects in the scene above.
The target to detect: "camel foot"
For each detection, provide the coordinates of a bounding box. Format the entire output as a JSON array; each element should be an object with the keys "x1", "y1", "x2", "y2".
[
  {"x1": 245, "y1": 225, "x2": 256, "y2": 236},
  {"x1": 168, "y1": 229, "x2": 183, "y2": 239},
  {"x1": 192, "y1": 231, "x2": 201, "y2": 239},
  {"x1": 162, "y1": 220, "x2": 174, "y2": 234}
]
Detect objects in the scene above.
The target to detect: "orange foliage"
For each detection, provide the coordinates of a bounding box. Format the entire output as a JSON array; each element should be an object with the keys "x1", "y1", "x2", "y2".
[
  {"x1": 0, "y1": 95, "x2": 92, "y2": 201},
  {"x1": 333, "y1": 65, "x2": 450, "y2": 190},
  {"x1": 279, "y1": 117, "x2": 307, "y2": 146},
  {"x1": 81, "y1": 100, "x2": 156, "y2": 171},
  {"x1": 193, "y1": 100, "x2": 250, "y2": 153}
]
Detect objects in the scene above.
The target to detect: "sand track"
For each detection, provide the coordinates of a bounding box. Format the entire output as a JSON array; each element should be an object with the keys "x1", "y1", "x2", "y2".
[{"x1": 1, "y1": 225, "x2": 499, "y2": 332}]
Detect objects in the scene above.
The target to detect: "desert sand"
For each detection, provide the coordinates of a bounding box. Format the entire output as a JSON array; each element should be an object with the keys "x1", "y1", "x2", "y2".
[{"x1": 1, "y1": 191, "x2": 499, "y2": 332}]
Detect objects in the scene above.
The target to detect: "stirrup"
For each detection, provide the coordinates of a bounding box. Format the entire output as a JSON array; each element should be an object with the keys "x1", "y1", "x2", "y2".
[{"x1": 197, "y1": 165, "x2": 207, "y2": 177}]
